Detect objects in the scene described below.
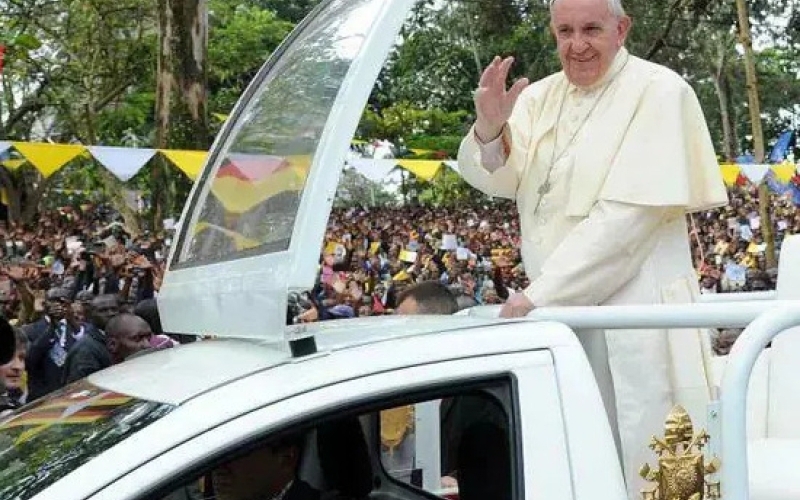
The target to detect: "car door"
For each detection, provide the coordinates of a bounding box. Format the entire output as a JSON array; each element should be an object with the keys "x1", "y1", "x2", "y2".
[{"x1": 86, "y1": 349, "x2": 574, "y2": 500}]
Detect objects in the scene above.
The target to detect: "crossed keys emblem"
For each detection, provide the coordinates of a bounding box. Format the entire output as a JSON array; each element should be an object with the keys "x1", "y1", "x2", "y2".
[{"x1": 639, "y1": 405, "x2": 721, "y2": 500}]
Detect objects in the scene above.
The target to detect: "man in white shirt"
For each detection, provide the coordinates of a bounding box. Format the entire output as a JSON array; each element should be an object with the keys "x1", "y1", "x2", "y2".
[{"x1": 457, "y1": 0, "x2": 728, "y2": 496}]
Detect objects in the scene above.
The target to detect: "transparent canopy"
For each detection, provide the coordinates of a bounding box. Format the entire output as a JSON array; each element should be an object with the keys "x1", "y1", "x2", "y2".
[{"x1": 159, "y1": 0, "x2": 417, "y2": 339}]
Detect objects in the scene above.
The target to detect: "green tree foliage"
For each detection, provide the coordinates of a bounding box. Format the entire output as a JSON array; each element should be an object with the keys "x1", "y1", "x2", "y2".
[
  {"x1": 334, "y1": 168, "x2": 396, "y2": 208},
  {"x1": 208, "y1": 1, "x2": 294, "y2": 114}
]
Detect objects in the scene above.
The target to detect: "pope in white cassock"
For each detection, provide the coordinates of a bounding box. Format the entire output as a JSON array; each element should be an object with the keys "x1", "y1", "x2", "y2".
[{"x1": 457, "y1": 0, "x2": 729, "y2": 496}]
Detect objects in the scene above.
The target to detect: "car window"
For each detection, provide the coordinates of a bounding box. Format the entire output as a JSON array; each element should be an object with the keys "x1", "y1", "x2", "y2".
[
  {"x1": 152, "y1": 381, "x2": 516, "y2": 500},
  {"x1": 0, "y1": 380, "x2": 174, "y2": 499},
  {"x1": 380, "y1": 391, "x2": 513, "y2": 500}
]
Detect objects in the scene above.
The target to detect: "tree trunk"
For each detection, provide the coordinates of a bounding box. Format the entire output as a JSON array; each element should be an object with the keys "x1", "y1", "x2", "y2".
[
  {"x1": 711, "y1": 46, "x2": 736, "y2": 162},
  {"x1": 20, "y1": 182, "x2": 48, "y2": 225},
  {"x1": 735, "y1": 0, "x2": 776, "y2": 269},
  {"x1": 154, "y1": 0, "x2": 209, "y2": 229}
]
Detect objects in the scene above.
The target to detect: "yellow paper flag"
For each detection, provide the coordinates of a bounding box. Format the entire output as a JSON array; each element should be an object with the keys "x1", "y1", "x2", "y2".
[
  {"x1": 397, "y1": 160, "x2": 442, "y2": 181},
  {"x1": 719, "y1": 164, "x2": 741, "y2": 187},
  {"x1": 392, "y1": 269, "x2": 410, "y2": 281},
  {"x1": 12, "y1": 142, "x2": 86, "y2": 178},
  {"x1": 160, "y1": 150, "x2": 208, "y2": 180},
  {"x1": 325, "y1": 242, "x2": 340, "y2": 255},
  {"x1": 1, "y1": 159, "x2": 25, "y2": 170},
  {"x1": 771, "y1": 163, "x2": 797, "y2": 184}
]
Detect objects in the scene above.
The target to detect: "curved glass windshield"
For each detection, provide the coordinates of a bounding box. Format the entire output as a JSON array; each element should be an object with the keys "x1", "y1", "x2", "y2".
[
  {"x1": 175, "y1": 0, "x2": 387, "y2": 268},
  {"x1": 0, "y1": 381, "x2": 173, "y2": 498}
]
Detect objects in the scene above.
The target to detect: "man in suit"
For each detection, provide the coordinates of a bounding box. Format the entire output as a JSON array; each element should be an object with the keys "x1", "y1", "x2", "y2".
[
  {"x1": 24, "y1": 287, "x2": 82, "y2": 401},
  {"x1": 211, "y1": 433, "x2": 319, "y2": 500}
]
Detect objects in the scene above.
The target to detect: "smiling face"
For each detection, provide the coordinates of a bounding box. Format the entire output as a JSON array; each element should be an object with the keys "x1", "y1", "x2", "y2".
[{"x1": 551, "y1": 0, "x2": 631, "y2": 87}]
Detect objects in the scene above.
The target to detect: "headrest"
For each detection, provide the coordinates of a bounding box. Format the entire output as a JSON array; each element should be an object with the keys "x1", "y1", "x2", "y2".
[
  {"x1": 457, "y1": 422, "x2": 511, "y2": 500},
  {"x1": 316, "y1": 417, "x2": 372, "y2": 498}
]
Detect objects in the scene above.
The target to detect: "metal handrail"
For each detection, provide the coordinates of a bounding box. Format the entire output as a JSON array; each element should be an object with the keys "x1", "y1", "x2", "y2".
[
  {"x1": 526, "y1": 300, "x2": 798, "y2": 329},
  {"x1": 466, "y1": 300, "x2": 794, "y2": 329},
  {"x1": 697, "y1": 291, "x2": 777, "y2": 303},
  {"x1": 720, "y1": 304, "x2": 800, "y2": 500}
]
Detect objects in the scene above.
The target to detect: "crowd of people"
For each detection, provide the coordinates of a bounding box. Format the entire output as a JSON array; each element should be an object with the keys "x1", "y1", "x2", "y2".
[
  {"x1": 691, "y1": 185, "x2": 800, "y2": 294},
  {"x1": 0, "y1": 183, "x2": 796, "y2": 410},
  {"x1": 0, "y1": 205, "x2": 174, "y2": 413},
  {"x1": 303, "y1": 187, "x2": 799, "y2": 321}
]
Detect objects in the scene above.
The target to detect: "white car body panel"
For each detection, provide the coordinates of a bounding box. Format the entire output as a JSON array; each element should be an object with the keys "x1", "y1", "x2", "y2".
[{"x1": 31, "y1": 320, "x2": 621, "y2": 500}]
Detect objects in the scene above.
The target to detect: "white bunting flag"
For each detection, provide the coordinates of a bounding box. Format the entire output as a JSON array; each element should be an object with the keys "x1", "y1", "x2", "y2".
[
  {"x1": 444, "y1": 160, "x2": 460, "y2": 173},
  {"x1": 347, "y1": 158, "x2": 396, "y2": 182},
  {"x1": 739, "y1": 164, "x2": 770, "y2": 185},
  {"x1": 89, "y1": 146, "x2": 157, "y2": 182}
]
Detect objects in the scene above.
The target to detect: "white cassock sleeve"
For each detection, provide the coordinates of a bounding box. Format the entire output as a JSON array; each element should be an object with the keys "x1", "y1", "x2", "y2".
[
  {"x1": 524, "y1": 201, "x2": 679, "y2": 307},
  {"x1": 472, "y1": 131, "x2": 507, "y2": 171}
]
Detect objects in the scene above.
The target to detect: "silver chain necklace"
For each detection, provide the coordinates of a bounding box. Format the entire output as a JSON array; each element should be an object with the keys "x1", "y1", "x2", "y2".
[{"x1": 532, "y1": 54, "x2": 631, "y2": 215}]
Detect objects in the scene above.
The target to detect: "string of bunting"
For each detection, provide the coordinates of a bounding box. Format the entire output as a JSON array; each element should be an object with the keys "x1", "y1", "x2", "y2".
[
  {"x1": 0, "y1": 141, "x2": 207, "y2": 181},
  {"x1": 1, "y1": 141, "x2": 798, "y2": 190},
  {"x1": 0, "y1": 140, "x2": 460, "y2": 183}
]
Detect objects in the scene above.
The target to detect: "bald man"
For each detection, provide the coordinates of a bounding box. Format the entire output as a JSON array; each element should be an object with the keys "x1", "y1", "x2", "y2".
[
  {"x1": 458, "y1": 0, "x2": 727, "y2": 495},
  {"x1": 63, "y1": 313, "x2": 152, "y2": 384}
]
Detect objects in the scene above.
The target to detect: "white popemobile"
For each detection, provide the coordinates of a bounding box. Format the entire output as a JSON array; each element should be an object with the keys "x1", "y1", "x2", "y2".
[{"x1": 1, "y1": 1, "x2": 799, "y2": 499}]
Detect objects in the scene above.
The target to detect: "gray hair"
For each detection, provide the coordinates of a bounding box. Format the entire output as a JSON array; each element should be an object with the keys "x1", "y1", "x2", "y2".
[{"x1": 550, "y1": 0, "x2": 626, "y2": 17}]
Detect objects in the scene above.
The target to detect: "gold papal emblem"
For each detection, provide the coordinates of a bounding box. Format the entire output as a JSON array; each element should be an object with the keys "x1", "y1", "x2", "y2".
[{"x1": 639, "y1": 405, "x2": 721, "y2": 500}]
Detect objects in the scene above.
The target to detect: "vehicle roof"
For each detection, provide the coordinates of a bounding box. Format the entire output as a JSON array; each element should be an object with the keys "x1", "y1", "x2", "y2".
[{"x1": 88, "y1": 314, "x2": 509, "y2": 405}]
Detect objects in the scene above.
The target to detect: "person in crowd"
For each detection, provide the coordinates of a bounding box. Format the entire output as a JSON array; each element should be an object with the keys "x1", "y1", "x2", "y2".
[
  {"x1": 0, "y1": 326, "x2": 28, "y2": 415},
  {"x1": 88, "y1": 294, "x2": 121, "y2": 333},
  {"x1": 24, "y1": 287, "x2": 83, "y2": 401},
  {"x1": 134, "y1": 298, "x2": 183, "y2": 348},
  {"x1": 396, "y1": 281, "x2": 459, "y2": 315},
  {"x1": 457, "y1": 0, "x2": 727, "y2": 493},
  {"x1": 62, "y1": 313, "x2": 152, "y2": 385}
]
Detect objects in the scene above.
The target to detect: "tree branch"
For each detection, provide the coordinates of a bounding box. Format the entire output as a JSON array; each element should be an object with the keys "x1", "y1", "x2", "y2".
[{"x1": 645, "y1": 0, "x2": 687, "y2": 60}]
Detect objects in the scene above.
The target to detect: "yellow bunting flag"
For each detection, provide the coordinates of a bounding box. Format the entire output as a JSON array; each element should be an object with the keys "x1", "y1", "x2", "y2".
[
  {"x1": 719, "y1": 163, "x2": 741, "y2": 187},
  {"x1": 771, "y1": 163, "x2": 797, "y2": 184},
  {"x1": 396, "y1": 160, "x2": 442, "y2": 181},
  {"x1": 160, "y1": 150, "x2": 208, "y2": 180},
  {"x1": 12, "y1": 142, "x2": 86, "y2": 178},
  {"x1": 1, "y1": 159, "x2": 25, "y2": 170}
]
